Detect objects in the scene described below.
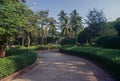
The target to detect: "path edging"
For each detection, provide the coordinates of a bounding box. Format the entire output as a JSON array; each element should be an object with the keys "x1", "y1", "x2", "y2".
[{"x1": 0, "y1": 59, "x2": 40, "y2": 81}]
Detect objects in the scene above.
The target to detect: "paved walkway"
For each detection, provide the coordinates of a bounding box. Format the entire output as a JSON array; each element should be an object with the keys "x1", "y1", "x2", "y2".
[{"x1": 13, "y1": 51, "x2": 115, "y2": 81}]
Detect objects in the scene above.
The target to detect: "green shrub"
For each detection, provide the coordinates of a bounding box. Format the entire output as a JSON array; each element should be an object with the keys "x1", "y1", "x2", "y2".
[
  {"x1": 60, "y1": 37, "x2": 76, "y2": 46},
  {"x1": 95, "y1": 36, "x2": 120, "y2": 49},
  {"x1": 47, "y1": 36, "x2": 60, "y2": 44},
  {"x1": 0, "y1": 48, "x2": 38, "y2": 78},
  {"x1": 25, "y1": 45, "x2": 60, "y2": 51},
  {"x1": 77, "y1": 30, "x2": 89, "y2": 45},
  {"x1": 36, "y1": 45, "x2": 60, "y2": 50},
  {"x1": 6, "y1": 48, "x2": 28, "y2": 57},
  {"x1": 60, "y1": 46, "x2": 120, "y2": 80}
]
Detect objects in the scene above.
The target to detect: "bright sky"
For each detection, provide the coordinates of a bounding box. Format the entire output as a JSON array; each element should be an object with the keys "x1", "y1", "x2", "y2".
[{"x1": 27, "y1": 0, "x2": 120, "y2": 22}]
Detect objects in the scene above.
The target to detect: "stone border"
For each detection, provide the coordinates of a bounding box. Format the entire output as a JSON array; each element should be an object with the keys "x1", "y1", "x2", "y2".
[{"x1": 0, "y1": 59, "x2": 40, "y2": 81}]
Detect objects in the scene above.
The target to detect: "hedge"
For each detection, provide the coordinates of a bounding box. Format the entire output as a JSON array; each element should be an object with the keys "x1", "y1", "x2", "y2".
[
  {"x1": 95, "y1": 36, "x2": 120, "y2": 49},
  {"x1": 60, "y1": 46, "x2": 120, "y2": 80},
  {"x1": 27, "y1": 45, "x2": 60, "y2": 51},
  {"x1": 60, "y1": 37, "x2": 76, "y2": 46},
  {"x1": 0, "y1": 48, "x2": 38, "y2": 78}
]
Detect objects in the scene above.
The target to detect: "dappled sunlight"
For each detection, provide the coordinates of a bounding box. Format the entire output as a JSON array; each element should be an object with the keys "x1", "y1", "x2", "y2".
[
  {"x1": 37, "y1": 57, "x2": 102, "y2": 81},
  {"x1": 76, "y1": 71, "x2": 94, "y2": 75},
  {"x1": 53, "y1": 62, "x2": 64, "y2": 65},
  {"x1": 66, "y1": 63, "x2": 74, "y2": 66},
  {"x1": 73, "y1": 61, "x2": 87, "y2": 65},
  {"x1": 13, "y1": 51, "x2": 115, "y2": 81},
  {"x1": 54, "y1": 53, "x2": 62, "y2": 57},
  {"x1": 87, "y1": 76, "x2": 98, "y2": 81}
]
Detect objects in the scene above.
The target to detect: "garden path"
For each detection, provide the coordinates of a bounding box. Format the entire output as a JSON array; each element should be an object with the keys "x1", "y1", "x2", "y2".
[{"x1": 12, "y1": 51, "x2": 115, "y2": 81}]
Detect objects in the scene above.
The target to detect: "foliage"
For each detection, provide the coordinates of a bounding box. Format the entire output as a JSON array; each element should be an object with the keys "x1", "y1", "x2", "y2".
[
  {"x1": 60, "y1": 46, "x2": 120, "y2": 80},
  {"x1": 47, "y1": 36, "x2": 60, "y2": 44},
  {"x1": 99, "y1": 22, "x2": 117, "y2": 37},
  {"x1": 113, "y1": 18, "x2": 120, "y2": 36},
  {"x1": 85, "y1": 8, "x2": 107, "y2": 41},
  {"x1": 58, "y1": 10, "x2": 72, "y2": 37},
  {"x1": 95, "y1": 36, "x2": 120, "y2": 49},
  {"x1": 0, "y1": 0, "x2": 30, "y2": 48},
  {"x1": 77, "y1": 28, "x2": 91, "y2": 45},
  {"x1": 48, "y1": 17, "x2": 57, "y2": 36},
  {"x1": 78, "y1": 9, "x2": 118, "y2": 45},
  {"x1": 0, "y1": 48, "x2": 38, "y2": 78},
  {"x1": 27, "y1": 45, "x2": 60, "y2": 50},
  {"x1": 36, "y1": 12, "x2": 59, "y2": 43},
  {"x1": 69, "y1": 10, "x2": 83, "y2": 37},
  {"x1": 60, "y1": 37, "x2": 76, "y2": 46}
]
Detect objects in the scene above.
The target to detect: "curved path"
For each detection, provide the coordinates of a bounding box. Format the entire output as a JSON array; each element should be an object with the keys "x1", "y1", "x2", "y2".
[{"x1": 13, "y1": 51, "x2": 115, "y2": 81}]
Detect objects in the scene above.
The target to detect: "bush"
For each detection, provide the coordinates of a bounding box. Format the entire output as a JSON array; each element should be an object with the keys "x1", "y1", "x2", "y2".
[
  {"x1": 36, "y1": 45, "x2": 60, "y2": 50},
  {"x1": 60, "y1": 46, "x2": 120, "y2": 80},
  {"x1": 95, "y1": 36, "x2": 120, "y2": 49},
  {"x1": 0, "y1": 48, "x2": 38, "y2": 78},
  {"x1": 77, "y1": 30, "x2": 89, "y2": 45},
  {"x1": 60, "y1": 37, "x2": 76, "y2": 46},
  {"x1": 47, "y1": 36, "x2": 60, "y2": 44},
  {"x1": 27, "y1": 45, "x2": 60, "y2": 51}
]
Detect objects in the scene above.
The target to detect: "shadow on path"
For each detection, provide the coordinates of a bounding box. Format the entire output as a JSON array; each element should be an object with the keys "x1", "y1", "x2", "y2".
[{"x1": 12, "y1": 51, "x2": 115, "y2": 81}]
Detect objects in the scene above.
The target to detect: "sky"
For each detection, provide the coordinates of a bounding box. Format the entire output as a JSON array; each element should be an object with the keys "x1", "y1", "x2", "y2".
[{"x1": 26, "y1": 0, "x2": 120, "y2": 22}]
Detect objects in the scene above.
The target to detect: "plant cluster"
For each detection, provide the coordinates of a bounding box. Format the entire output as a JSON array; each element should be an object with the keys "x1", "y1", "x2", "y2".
[{"x1": 60, "y1": 37, "x2": 76, "y2": 46}]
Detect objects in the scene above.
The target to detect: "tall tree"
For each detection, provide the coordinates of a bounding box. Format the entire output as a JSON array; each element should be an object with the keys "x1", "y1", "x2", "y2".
[
  {"x1": 36, "y1": 10, "x2": 49, "y2": 45},
  {"x1": 48, "y1": 17, "x2": 57, "y2": 36},
  {"x1": 58, "y1": 10, "x2": 72, "y2": 37},
  {"x1": 85, "y1": 8, "x2": 107, "y2": 41},
  {"x1": 69, "y1": 10, "x2": 83, "y2": 37},
  {"x1": 26, "y1": 10, "x2": 39, "y2": 47}
]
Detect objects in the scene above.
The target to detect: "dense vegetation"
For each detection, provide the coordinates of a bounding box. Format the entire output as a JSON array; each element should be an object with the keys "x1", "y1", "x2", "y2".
[
  {"x1": 60, "y1": 37, "x2": 76, "y2": 46},
  {"x1": 0, "y1": 0, "x2": 120, "y2": 80},
  {"x1": 0, "y1": 47, "x2": 38, "y2": 78},
  {"x1": 1, "y1": 0, "x2": 120, "y2": 50},
  {"x1": 60, "y1": 46, "x2": 120, "y2": 80},
  {"x1": 95, "y1": 36, "x2": 120, "y2": 49}
]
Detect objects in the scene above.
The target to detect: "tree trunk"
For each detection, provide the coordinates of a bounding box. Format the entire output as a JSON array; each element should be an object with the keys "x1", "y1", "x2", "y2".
[
  {"x1": 41, "y1": 36, "x2": 44, "y2": 45},
  {"x1": 22, "y1": 33, "x2": 25, "y2": 47},
  {"x1": 0, "y1": 44, "x2": 7, "y2": 58},
  {"x1": 27, "y1": 36, "x2": 30, "y2": 47}
]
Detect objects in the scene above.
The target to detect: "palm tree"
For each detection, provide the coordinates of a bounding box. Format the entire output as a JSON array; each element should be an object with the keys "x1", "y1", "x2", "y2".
[
  {"x1": 69, "y1": 10, "x2": 83, "y2": 37},
  {"x1": 58, "y1": 10, "x2": 72, "y2": 37},
  {"x1": 48, "y1": 17, "x2": 57, "y2": 36}
]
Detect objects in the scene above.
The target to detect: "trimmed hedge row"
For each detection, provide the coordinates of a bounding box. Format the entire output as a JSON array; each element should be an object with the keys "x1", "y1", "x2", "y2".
[
  {"x1": 28, "y1": 45, "x2": 60, "y2": 51},
  {"x1": 0, "y1": 48, "x2": 38, "y2": 78},
  {"x1": 60, "y1": 46, "x2": 120, "y2": 80},
  {"x1": 95, "y1": 36, "x2": 120, "y2": 49}
]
